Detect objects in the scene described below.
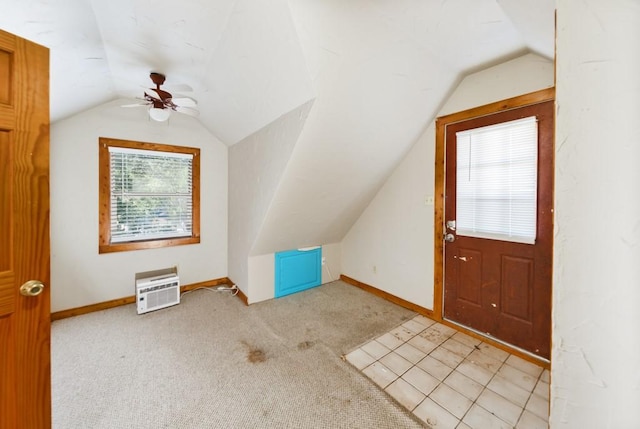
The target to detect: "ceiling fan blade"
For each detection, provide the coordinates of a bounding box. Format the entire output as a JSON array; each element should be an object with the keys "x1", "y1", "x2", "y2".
[
  {"x1": 145, "y1": 88, "x2": 164, "y2": 100},
  {"x1": 121, "y1": 102, "x2": 150, "y2": 108},
  {"x1": 174, "y1": 106, "x2": 200, "y2": 117},
  {"x1": 172, "y1": 97, "x2": 197, "y2": 107}
]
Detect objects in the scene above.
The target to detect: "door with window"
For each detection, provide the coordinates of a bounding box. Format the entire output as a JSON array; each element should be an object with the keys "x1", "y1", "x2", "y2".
[{"x1": 443, "y1": 98, "x2": 553, "y2": 359}]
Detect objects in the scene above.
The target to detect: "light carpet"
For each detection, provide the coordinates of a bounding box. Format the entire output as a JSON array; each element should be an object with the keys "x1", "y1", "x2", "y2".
[{"x1": 52, "y1": 280, "x2": 425, "y2": 428}]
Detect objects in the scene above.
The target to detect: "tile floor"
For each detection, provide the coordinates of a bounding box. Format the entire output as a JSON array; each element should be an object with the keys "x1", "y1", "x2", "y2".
[{"x1": 346, "y1": 315, "x2": 549, "y2": 429}]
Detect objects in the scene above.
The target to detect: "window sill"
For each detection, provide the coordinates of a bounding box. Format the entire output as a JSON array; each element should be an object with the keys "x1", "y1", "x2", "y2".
[{"x1": 99, "y1": 236, "x2": 200, "y2": 254}]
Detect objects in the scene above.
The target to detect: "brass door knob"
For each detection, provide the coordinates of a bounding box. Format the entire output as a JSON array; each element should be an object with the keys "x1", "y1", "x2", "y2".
[{"x1": 19, "y1": 280, "x2": 45, "y2": 297}]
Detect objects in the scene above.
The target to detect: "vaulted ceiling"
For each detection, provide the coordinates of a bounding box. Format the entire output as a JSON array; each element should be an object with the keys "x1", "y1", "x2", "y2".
[
  {"x1": 3, "y1": 0, "x2": 555, "y2": 262},
  {"x1": 2, "y1": 0, "x2": 554, "y2": 146}
]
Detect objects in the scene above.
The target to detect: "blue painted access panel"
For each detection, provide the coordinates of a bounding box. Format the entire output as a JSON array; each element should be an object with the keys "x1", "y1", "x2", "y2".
[{"x1": 274, "y1": 248, "x2": 322, "y2": 298}]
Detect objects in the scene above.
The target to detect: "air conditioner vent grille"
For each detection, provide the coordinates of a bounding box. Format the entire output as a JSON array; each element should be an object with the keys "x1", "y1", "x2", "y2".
[{"x1": 136, "y1": 274, "x2": 180, "y2": 314}]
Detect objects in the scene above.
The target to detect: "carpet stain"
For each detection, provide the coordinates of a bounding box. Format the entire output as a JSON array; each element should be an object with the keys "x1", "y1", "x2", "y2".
[
  {"x1": 247, "y1": 348, "x2": 266, "y2": 363},
  {"x1": 297, "y1": 340, "x2": 315, "y2": 350},
  {"x1": 241, "y1": 341, "x2": 267, "y2": 363}
]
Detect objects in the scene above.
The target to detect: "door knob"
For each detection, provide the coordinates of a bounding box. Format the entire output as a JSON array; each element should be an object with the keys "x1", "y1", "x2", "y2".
[
  {"x1": 19, "y1": 280, "x2": 45, "y2": 297},
  {"x1": 444, "y1": 233, "x2": 456, "y2": 243}
]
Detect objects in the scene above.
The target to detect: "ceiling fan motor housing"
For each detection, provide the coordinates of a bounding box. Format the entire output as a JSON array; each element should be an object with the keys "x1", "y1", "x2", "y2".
[
  {"x1": 150, "y1": 72, "x2": 166, "y2": 86},
  {"x1": 146, "y1": 72, "x2": 173, "y2": 109}
]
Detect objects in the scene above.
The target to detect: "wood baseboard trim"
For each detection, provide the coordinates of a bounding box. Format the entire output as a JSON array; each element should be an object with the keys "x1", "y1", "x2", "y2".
[
  {"x1": 340, "y1": 275, "x2": 434, "y2": 318},
  {"x1": 51, "y1": 296, "x2": 136, "y2": 321},
  {"x1": 51, "y1": 277, "x2": 234, "y2": 321},
  {"x1": 180, "y1": 277, "x2": 233, "y2": 293},
  {"x1": 339, "y1": 274, "x2": 549, "y2": 370},
  {"x1": 183, "y1": 278, "x2": 248, "y2": 306},
  {"x1": 234, "y1": 286, "x2": 249, "y2": 306}
]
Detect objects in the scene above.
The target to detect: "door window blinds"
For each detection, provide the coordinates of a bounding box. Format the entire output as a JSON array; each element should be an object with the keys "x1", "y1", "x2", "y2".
[
  {"x1": 109, "y1": 147, "x2": 193, "y2": 243},
  {"x1": 455, "y1": 116, "x2": 538, "y2": 244}
]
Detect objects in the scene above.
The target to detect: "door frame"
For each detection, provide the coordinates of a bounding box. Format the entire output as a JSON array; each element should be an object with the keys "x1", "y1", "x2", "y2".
[{"x1": 433, "y1": 87, "x2": 555, "y2": 367}]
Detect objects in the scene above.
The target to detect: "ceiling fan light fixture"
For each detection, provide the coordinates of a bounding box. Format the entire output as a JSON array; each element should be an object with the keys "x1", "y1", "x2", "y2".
[
  {"x1": 122, "y1": 73, "x2": 197, "y2": 122},
  {"x1": 149, "y1": 107, "x2": 170, "y2": 122}
]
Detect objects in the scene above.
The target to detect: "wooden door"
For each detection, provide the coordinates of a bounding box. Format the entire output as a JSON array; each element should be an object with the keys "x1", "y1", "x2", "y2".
[
  {"x1": 443, "y1": 99, "x2": 553, "y2": 360},
  {"x1": 0, "y1": 30, "x2": 51, "y2": 428}
]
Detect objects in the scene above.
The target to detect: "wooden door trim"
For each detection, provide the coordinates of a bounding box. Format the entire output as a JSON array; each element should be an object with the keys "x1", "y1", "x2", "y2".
[{"x1": 433, "y1": 88, "x2": 554, "y2": 363}]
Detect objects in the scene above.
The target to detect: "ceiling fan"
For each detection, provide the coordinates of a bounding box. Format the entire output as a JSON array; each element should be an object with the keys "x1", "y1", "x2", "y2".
[{"x1": 123, "y1": 72, "x2": 199, "y2": 122}]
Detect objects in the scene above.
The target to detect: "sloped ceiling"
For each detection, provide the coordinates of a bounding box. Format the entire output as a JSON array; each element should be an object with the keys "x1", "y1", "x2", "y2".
[
  {"x1": 250, "y1": 0, "x2": 555, "y2": 255},
  {"x1": 2, "y1": 0, "x2": 555, "y2": 257},
  {"x1": 1, "y1": 0, "x2": 554, "y2": 143}
]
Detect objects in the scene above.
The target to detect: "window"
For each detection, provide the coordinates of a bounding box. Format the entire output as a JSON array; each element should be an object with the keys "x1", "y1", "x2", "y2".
[
  {"x1": 99, "y1": 137, "x2": 200, "y2": 253},
  {"x1": 455, "y1": 116, "x2": 538, "y2": 244}
]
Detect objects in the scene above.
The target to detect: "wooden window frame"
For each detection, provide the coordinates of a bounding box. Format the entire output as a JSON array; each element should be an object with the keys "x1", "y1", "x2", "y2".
[{"x1": 98, "y1": 137, "x2": 201, "y2": 254}]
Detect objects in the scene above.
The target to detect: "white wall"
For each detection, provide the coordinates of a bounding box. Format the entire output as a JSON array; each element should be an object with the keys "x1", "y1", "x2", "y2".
[
  {"x1": 247, "y1": 253, "x2": 275, "y2": 304},
  {"x1": 321, "y1": 242, "x2": 341, "y2": 285},
  {"x1": 341, "y1": 53, "x2": 554, "y2": 310},
  {"x1": 552, "y1": 1, "x2": 640, "y2": 426},
  {"x1": 50, "y1": 99, "x2": 228, "y2": 312},
  {"x1": 228, "y1": 100, "x2": 313, "y2": 297}
]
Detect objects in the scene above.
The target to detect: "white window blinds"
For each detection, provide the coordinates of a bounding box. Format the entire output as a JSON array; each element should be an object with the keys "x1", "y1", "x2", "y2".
[
  {"x1": 109, "y1": 147, "x2": 193, "y2": 243},
  {"x1": 455, "y1": 116, "x2": 538, "y2": 244}
]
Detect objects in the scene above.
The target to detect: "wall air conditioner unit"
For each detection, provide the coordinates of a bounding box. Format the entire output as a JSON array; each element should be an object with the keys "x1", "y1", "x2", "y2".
[{"x1": 136, "y1": 273, "x2": 180, "y2": 314}]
